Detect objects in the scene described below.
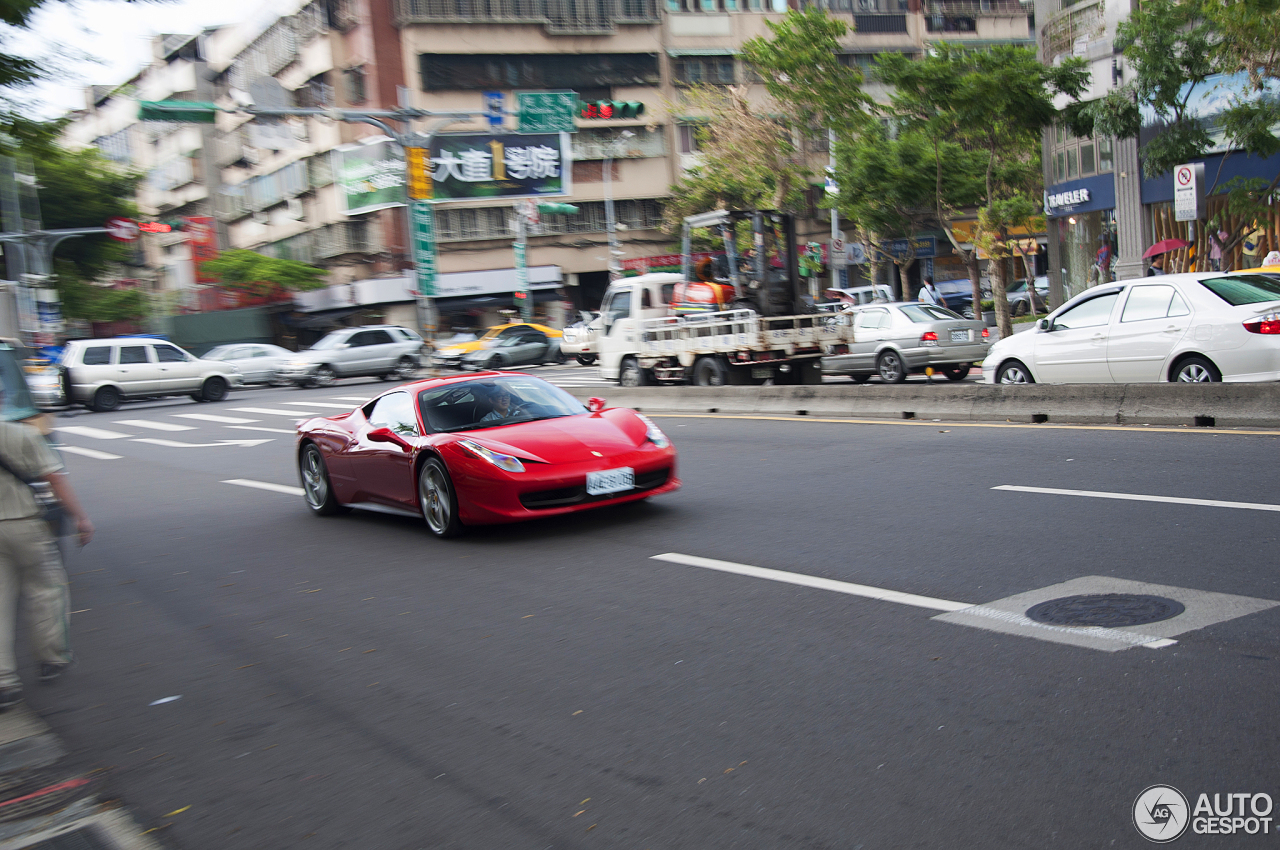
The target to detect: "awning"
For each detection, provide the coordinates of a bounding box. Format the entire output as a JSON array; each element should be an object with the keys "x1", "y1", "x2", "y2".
[
  {"x1": 666, "y1": 48, "x2": 738, "y2": 56},
  {"x1": 949, "y1": 221, "x2": 1045, "y2": 245}
]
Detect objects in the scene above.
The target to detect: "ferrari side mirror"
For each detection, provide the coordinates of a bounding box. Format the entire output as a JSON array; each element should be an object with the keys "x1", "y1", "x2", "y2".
[
  {"x1": 587, "y1": 397, "x2": 606, "y2": 414},
  {"x1": 368, "y1": 426, "x2": 411, "y2": 449}
]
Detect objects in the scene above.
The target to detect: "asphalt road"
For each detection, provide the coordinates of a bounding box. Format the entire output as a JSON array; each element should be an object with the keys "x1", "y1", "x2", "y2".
[{"x1": 20, "y1": 373, "x2": 1280, "y2": 849}]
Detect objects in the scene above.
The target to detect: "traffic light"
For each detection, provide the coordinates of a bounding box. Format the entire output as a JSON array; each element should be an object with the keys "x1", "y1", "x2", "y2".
[
  {"x1": 577, "y1": 101, "x2": 645, "y2": 120},
  {"x1": 405, "y1": 147, "x2": 433, "y2": 200},
  {"x1": 537, "y1": 203, "x2": 580, "y2": 216},
  {"x1": 138, "y1": 101, "x2": 220, "y2": 123}
]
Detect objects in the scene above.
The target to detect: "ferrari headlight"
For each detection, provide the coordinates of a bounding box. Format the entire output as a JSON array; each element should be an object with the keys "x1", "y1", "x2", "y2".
[
  {"x1": 458, "y1": 439, "x2": 525, "y2": 472},
  {"x1": 637, "y1": 414, "x2": 669, "y2": 448}
]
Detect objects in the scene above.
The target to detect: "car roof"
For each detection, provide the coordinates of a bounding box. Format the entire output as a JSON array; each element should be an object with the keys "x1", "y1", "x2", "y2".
[{"x1": 66, "y1": 337, "x2": 178, "y2": 346}]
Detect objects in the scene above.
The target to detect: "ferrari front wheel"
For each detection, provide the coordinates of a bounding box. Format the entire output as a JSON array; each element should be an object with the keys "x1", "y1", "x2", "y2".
[
  {"x1": 300, "y1": 444, "x2": 348, "y2": 516},
  {"x1": 419, "y1": 457, "x2": 463, "y2": 538}
]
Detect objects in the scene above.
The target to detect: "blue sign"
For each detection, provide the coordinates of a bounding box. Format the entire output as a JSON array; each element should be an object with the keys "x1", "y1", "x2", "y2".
[{"x1": 483, "y1": 92, "x2": 504, "y2": 128}]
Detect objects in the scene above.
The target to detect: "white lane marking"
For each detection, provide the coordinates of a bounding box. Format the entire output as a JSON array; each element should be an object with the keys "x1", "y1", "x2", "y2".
[
  {"x1": 114, "y1": 419, "x2": 196, "y2": 432},
  {"x1": 132, "y1": 438, "x2": 274, "y2": 448},
  {"x1": 173, "y1": 413, "x2": 259, "y2": 424},
  {"x1": 227, "y1": 425, "x2": 296, "y2": 435},
  {"x1": 223, "y1": 478, "x2": 304, "y2": 496},
  {"x1": 994, "y1": 484, "x2": 1280, "y2": 513},
  {"x1": 56, "y1": 445, "x2": 122, "y2": 460},
  {"x1": 231, "y1": 407, "x2": 318, "y2": 416},
  {"x1": 651, "y1": 553, "x2": 969, "y2": 612},
  {"x1": 331, "y1": 396, "x2": 373, "y2": 402},
  {"x1": 279, "y1": 401, "x2": 355, "y2": 409},
  {"x1": 55, "y1": 426, "x2": 135, "y2": 440}
]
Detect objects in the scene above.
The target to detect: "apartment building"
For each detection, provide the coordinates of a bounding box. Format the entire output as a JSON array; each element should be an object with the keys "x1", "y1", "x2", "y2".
[{"x1": 66, "y1": 0, "x2": 1036, "y2": 339}]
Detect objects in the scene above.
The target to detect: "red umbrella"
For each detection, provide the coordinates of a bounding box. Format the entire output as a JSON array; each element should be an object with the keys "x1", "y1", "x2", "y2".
[{"x1": 1143, "y1": 238, "x2": 1192, "y2": 258}]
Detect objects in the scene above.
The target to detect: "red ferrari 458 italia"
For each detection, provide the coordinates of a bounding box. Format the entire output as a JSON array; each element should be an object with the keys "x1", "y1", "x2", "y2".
[{"x1": 295, "y1": 372, "x2": 680, "y2": 537}]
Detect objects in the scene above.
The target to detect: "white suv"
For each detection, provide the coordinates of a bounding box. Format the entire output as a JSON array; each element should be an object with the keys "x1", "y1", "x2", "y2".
[
  {"x1": 60, "y1": 338, "x2": 243, "y2": 412},
  {"x1": 278, "y1": 325, "x2": 426, "y2": 387}
]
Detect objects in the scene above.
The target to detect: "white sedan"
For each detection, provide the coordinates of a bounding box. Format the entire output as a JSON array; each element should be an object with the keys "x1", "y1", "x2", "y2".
[
  {"x1": 201, "y1": 343, "x2": 296, "y2": 384},
  {"x1": 982, "y1": 272, "x2": 1280, "y2": 384}
]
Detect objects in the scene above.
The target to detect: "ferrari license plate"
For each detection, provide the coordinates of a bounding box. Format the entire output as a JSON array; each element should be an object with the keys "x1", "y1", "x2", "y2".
[
  {"x1": 950, "y1": 329, "x2": 970, "y2": 342},
  {"x1": 587, "y1": 467, "x2": 634, "y2": 496}
]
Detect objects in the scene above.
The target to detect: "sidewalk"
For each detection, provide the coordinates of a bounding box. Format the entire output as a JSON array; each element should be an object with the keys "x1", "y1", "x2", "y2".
[{"x1": 0, "y1": 705, "x2": 160, "y2": 850}]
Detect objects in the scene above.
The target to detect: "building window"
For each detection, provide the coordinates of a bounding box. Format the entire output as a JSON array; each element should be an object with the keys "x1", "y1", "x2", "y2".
[
  {"x1": 1079, "y1": 142, "x2": 1095, "y2": 176},
  {"x1": 1097, "y1": 137, "x2": 1113, "y2": 172},
  {"x1": 419, "y1": 53, "x2": 660, "y2": 92},
  {"x1": 344, "y1": 66, "x2": 367, "y2": 104},
  {"x1": 677, "y1": 124, "x2": 705, "y2": 154},
  {"x1": 1065, "y1": 147, "x2": 1078, "y2": 178},
  {"x1": 673, "y1": 58, "x2": 736, "y2": 85}
]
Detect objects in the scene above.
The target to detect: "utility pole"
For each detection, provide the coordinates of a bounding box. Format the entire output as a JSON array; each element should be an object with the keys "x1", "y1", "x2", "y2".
[{"x1": 603, "y1": 130, "x2": 634, "y2": 281}]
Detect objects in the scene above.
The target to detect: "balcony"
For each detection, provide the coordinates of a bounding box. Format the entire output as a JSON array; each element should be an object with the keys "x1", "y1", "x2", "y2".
[
  {"x1": 393, "y1": 0, "x2": 659, "y2": 31},
  {"x1": 853, "y1": 13, "x2": 909, "y2": 33}
]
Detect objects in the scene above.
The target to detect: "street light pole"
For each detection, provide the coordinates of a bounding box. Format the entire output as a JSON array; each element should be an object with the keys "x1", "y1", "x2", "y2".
[{"x1": 603, "y1": 130, "x2": 634, "y2": 281}]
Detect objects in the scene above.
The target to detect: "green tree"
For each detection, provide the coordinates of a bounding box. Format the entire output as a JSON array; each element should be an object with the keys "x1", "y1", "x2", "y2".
[
  {"x1": 875, "y1": 44, "x2": 1087, "y2": 336},
  {"x1": 664, "y1": 9, "x2": 870, "y2": 228},
  {"x1": 200, "y1": 249, "x2": 327, "y2": 296}
]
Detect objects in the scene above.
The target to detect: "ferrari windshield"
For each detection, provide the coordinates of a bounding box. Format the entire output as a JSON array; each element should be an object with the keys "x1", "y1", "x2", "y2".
[{"x1": 418, "y1": 375, "x2": 588, "y2": 432}]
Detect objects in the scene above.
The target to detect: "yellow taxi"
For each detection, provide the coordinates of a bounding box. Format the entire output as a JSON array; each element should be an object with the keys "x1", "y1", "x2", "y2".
[{"x1": 433, "y1": 323, "x2": 562, "y2": 369}]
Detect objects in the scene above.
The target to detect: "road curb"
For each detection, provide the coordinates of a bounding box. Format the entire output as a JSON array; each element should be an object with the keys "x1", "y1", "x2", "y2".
[{"x1": 566, "y1": 383, "x2": 1280, "y2": 428}]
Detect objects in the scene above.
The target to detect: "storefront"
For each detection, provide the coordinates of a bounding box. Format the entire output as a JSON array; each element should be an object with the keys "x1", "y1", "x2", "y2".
[{"x1": 1045, "y1": 174, "x2": 1117, "y2": 300}]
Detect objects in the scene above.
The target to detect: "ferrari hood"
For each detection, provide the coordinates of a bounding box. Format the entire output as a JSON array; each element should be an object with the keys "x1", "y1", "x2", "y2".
[{"x1": 460, "y1": 412, "x2": 644, "y2": 464}]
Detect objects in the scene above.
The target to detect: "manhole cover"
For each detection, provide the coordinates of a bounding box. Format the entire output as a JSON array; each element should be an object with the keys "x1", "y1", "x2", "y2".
[{"x1": 1025, "y1": 594, "x2": 1185, "y2": 628}]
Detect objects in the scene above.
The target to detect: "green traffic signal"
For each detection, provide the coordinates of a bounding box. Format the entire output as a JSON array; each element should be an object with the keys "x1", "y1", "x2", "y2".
[
  {"x1": 138, "y1": 101, "x2": 220, "y2": 123},
  {"x1": 537, "y1": 203, "x2": 580, "y2": 215}
]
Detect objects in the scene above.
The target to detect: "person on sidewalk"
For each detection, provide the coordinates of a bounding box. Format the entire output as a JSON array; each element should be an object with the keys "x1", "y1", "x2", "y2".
[
  {"x1": 0, "y1": 407, "x2": 93, "y2": 711},
  {"x1": 918, "y1": 277, "x2": 947, "y2": 308},
  {"x1": 1146, "y1": 254, "x2": 1166, "y2": 276}
]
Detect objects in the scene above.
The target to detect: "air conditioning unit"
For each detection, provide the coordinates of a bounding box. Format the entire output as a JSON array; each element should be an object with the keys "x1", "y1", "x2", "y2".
[
  {"x1": 290, "y1": 119, "x2": 309, "y2": 142},
  {"x1": 243, "y1": 146, "x2": 261, "y2": 165},
  {"x1": 285, "y1": 198, "x2": 304, "y2": 220}
]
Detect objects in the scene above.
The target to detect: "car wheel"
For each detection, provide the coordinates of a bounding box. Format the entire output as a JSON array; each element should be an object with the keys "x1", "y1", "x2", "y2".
[
  {"x1": 550, "y1": 348, "x2": 568, "y2": 365},
  {"x1": 693, "y1": 356, "x2": 727, "y2": 387},
  {"x1": 576, "y1": 354, "x2": 597, "y2": 366},
  {"x1": 1012, "y1": 300, "x2": 1028, "y2": 317},
  {"x1": 941, "y1": 364, "x2": 971, "y2": 382},
  {"x1": 419, "y1": 457, "x2": 462, "y2": 538},
  {"x1": 619, "y1": 357, "x2": 649, "y2": 387},
  {"x1": 91, "y1": 386, "x2": 120, "y2": 412},
  {"x1": 876, "y1": 351, "x2": 907, "y2": 384},
  {"x1": 299, "y1": 443, "x2": 347, "y2": 516},
  {"x1": 200, "y1": 376, "x2": 229, "y2": 402},
  {"x1": 1173, "y1": 355, "x2": 1220, "y2": 383},
  {"x1": 997, "y1": 360, "x2": 1035, "y2": 384},
  {"x1": 387, "y1": 356, "x2": 416, "y2": 381},
  {"x1": 847, "y1": 374, "x2": 872, "y2": 384},
  {"x1": 313, "y1": 365, "x2": 336, "y2": 387},
  {"x1": 190, "y1": 393, "x2": 209, "y2": 403}
]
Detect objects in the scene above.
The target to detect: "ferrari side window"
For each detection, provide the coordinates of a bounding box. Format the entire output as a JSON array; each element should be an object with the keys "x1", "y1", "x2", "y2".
[{"x1": 368, "y1": 392, "x2": 419, "y2": 437}]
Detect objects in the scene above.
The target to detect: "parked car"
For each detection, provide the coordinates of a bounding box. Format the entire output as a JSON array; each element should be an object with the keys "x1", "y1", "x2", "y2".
[
  {"x1": 294, "y1": 372, "x2": 680, "y2": 537},
  {"x1": 822, "y1": 302, "x2": 991, "y2": 383},
  {"x1": 932, "y1": 281, "x2": 977, "y2": 318},
  {"x1": 1006, "y1": 277, "x2": 1050, "y2": 316},
  {"x1": 202, "y1": 343, "x2": 296, "y2": 384},
  {"x1": 434, "y1": 323, "x2": 563, "y2": 369},
  {"x1": 461, "y1": 328, "x2": 565, "y2": 370},
  {"x1": 55, "y1": 338, "x2": 243, "y2": 412},
  {"x1": 982, "y1": 272, "x2": 1280, "y2": 384},
  {"x1": 822, "y1": 285, "x2": 893, "y2": 306},
  {"x1": 278, "y1": 325, "x2": 426, "y2": 388}
]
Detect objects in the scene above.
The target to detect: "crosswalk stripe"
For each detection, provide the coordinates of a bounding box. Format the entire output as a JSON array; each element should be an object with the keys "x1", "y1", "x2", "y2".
[
  {"x1": 172, "y1": 413, "x2": 259, "y2": 424},
  {"x1": 231, "y1": 407, "x2": 318, "y2": 416},
  {"x1": 279, "y1": 401, "x2": 355, "y2": 409},
  {"x1": 56, "y1": 445, "x2": 122, "y2": 460},
  {"x1": 115, "y1": 419, "x2": 196, "y2": 432},
  {"x1": 223, "y1": 478, "x2": 304, "y2": 496},
  {"x1": 227, "y1": 425, "x2": 296, "y2": 435},
  {"x1": 55, "y1": 426, "x2": 134, "y2": 440}
]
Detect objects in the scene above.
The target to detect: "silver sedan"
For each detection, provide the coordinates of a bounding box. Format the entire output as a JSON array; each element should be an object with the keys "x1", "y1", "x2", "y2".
[
  {"x1": 822, "y1": 302, "x2": 991, "y2": 383},
  {"x1": 201, "y1": 343, "x2": 295, "y2": 385}
]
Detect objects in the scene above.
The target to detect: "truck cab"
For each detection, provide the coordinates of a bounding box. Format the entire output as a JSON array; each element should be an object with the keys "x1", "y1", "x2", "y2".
[{"x1": 596, "y1": 273, "x2": 682, "y2": 382}]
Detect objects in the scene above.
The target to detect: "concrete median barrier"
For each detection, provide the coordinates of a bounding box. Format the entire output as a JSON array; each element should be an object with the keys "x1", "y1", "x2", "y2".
[{"x1": 566, "y1": 383, "x2": 1280, "y2": 428}]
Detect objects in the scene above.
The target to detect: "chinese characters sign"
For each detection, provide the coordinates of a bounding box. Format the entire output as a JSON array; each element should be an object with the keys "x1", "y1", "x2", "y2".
[
  {"x1": 186, "y1": 216, "x2": 220, "y2": 284},
  {"x1": 516, "y1": 91, "x2": 577, "y2": 134},
  {"x1": 411, "y1": 201, "x2": 438, "y2": 298},
  {"x1": 429, "y1": 133, "x2": 572, "y2": 200},
  {"x1": 333, "y1": 138, "x2": 407, "y2": 215}
]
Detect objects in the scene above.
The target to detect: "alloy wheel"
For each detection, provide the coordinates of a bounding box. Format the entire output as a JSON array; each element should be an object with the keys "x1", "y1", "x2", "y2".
[
  {"x1": 420, "y1": 465, "x2": 451, "y2": 535},
  {"x1": 1177, "y1": 363, "x2": 1213, "y2": 382},
  {"x1": 302, "y1": 448, "x2": 327, "y2": 510}
]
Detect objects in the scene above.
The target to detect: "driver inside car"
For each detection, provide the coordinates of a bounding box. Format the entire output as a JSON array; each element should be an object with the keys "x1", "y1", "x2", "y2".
[{"x1": 480, "y1": 385, "x2": 522, "y2": 422}]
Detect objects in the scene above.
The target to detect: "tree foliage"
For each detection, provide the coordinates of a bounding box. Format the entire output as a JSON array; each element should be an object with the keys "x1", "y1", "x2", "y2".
[
  {"x1": 871, "y1": 44, "x2": 1086, "y2": 334},
  {"x1": 664, "y1": 9, "x2": 870, "y2": 229},
  {"x1": 200, "y1": 249, "x2": 327, "y2": 293}
]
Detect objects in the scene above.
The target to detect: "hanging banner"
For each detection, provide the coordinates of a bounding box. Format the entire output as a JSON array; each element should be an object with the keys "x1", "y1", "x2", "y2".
[
  {"x1": 429, "y1": 133, "x2": 572, "y2": 201},
  {"x1": 186, "y1": 216, "x2": 220, "y2": 284},
  {"x1": 333, "y1": 137, "x2": 407, "y2": 215}
]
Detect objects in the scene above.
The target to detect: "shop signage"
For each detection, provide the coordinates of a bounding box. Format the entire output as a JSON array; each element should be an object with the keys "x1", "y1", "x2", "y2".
[
  {"x1": 429, "y1": 133, "x2": 572, "y2": 200},
  {"x1": 878, "y1": 236, "x2": 937, "y2": 261},
  {"x1": 1045, "y1": 188, "x2": 1091, "y2": 213},
  {"x1": 1174, "y1": 162, "x2": 1205, "y2": 221},
  {"x1": 333, "y1": 138, "x2": 406, "y2": 215}
]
